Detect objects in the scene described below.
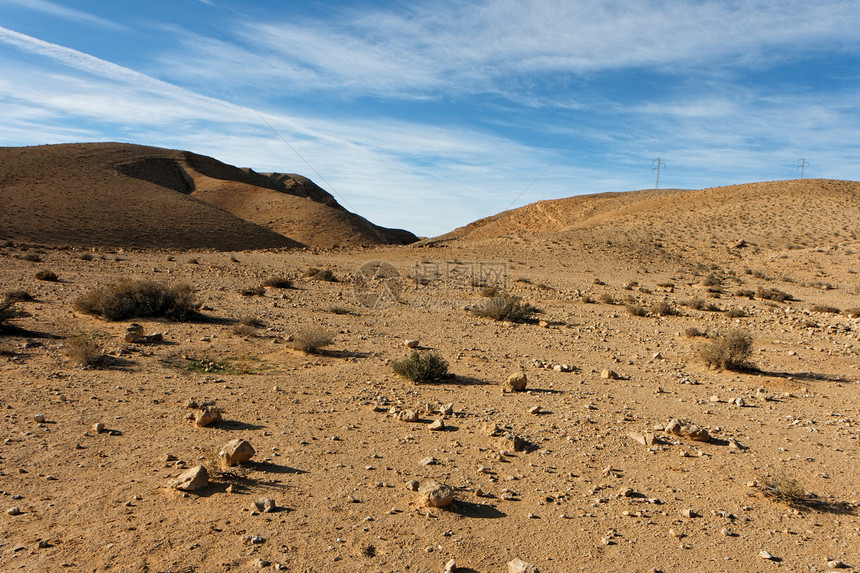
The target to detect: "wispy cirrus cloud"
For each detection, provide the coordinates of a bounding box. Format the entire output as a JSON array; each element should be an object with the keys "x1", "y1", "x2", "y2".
[{"x1": 0, "y1": 0, "x2": 125, "y2": 30}]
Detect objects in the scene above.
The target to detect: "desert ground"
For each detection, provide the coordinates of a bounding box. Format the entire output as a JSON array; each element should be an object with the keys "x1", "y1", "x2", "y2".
[{"x1": 1, "y1": 145, "x2": 858, "y2": 572}]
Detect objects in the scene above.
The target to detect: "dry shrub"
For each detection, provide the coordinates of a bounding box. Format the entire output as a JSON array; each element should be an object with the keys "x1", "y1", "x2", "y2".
[
  {"x1": 392, "y1": 351, "x2": 449, "y2": 384},
  {"x1": 238, "y1": 285, "x2": 265, "y2": 297},
  {"x1": 697, "y1": 329, "x2": 754, "y2": 371},
  {"x1": 845, "y1": 307, "x2": 860, "y2": 318},
  {"x1": 726, "y1": 308, "x2": 747, "y2": 318},
  {"x1": 626, "y1": 304, "x2": 647, "y2": 317},
  {"x1": 684, "y1": 326, "x2": 707, "y2": 338},
  {"x1": 35, "y1": 270, "x2": 59, "y2": 282},
  {"x1": 758, "y1": 472, "x2": 809, "y2": 508},
  {"x1": 470, "y1": 293, "x2": 537, "y2": 322},
  {"x1": 64, "y1": 335, "x2": 104, "y2": 367},
  {"x1": 652, "y1": 301, "x2": 679, "y2": 316},
  {"x1": 73, "y1": 280, "x2": 199, "y2": 321},
  {"x1": 810, "y1": 304, "x2": 840, "y2": 314},
  {"x1": 734, "y1": 289, "x2": 756, "y2": 299},
  {"x1": 21, "y1": 253, "x2": 41, "y2": 262},
  {"x1": 79, "y1": 253, "x2": 94, "y2": 261},
  {"x1": 5, "y1": 290, "x2": 34, "y2": 303},
  {"x1": 290, "y1": 326, "x2": 333, "y2": 354},
  {"x1": 0, "y1": 299, "x2": 24, "y2": 328},
  {"x1": 262, "y1": 277, "x2": 293, "y2": 289},
  {"x1": 306, "y1": 268, "x2": 336, "y2": 282},
  {"x1": 756, "y1": 287, "x2": 794, "y2": 302},
  {"x1": 598, "y1": 293, "x2": 615, "y2": 305}
]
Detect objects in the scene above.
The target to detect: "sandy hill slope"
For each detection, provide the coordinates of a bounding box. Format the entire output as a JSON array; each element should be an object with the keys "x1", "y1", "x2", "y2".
[
  {"x1": 433, "y1": 179, "x2": 860, "y2": 265},
  {"x1": 0, "y1": 143, "x2": 417, "y2": 250}
]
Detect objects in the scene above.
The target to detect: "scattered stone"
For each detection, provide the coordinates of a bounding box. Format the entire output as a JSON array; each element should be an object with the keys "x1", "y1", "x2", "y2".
[
  {"x1": 539, "y1": 320, "x2": 549, "y2": 328},
  {"x1": 665, "y1": 419, "x2": 710, "y2": 442},
  {"x1": 680, "y1": 508, "x2": 698, "y2": 518},
  {"x1": 438, "y1": 403, "x2": 454, "y2": 416},
  {"x1": 171, "y1": 465, "x2": 209, "y2": 491},
  {"x1": 247, "y1": 535, "x2": 265, "y2": 544},
  {"x1": 254, "y1": 497, "x2": 277, "y2": 513},
  {"x1": 734, "y1": 397, "x2": 746, "y2": 407},
  {"x1": 628, "y1": 431, "x2": 655, "y2": 447},
  {"x1": 827, "y1": 560, "x2": 848, "y2": 569},
  {"x1": 396, "y1": 409, "x2": 420, "y2": 422},
  {"x1": 419, "y1": 457, "x2": 437, "y2": 466},
  {"x1": 7, "y1": 507, "x2": 21, "y2": 516},
  {"x1": 219, "y1": 439, "x2": 255, "y2": 467},
  {"x1": 497, "y1": 432, "x2": 526, "y2": 452},
  {"x1": 406, "y1": 480, "x2": 419, "y2": 491},
  {"x1": 192, "y1": 406, "x2": 222, "y2": 428},
  {"x1": 92, "y1": 422, "x2": 105, "y2": 434},
  {"x1": 185, "y1": 399, "x2": 199, "y2": 409},
  {"x1": 528, "y1": 405, "x2": 542, "y2": 415},
  {"x1": 405, "y1": 339, "x2": 420, "y2": 348},
  {"x1": 226, "y1": 484, "x2": 236, "y2": 494},
  {"x1": 759, "y1": 551, "x2": 775, "y2": 560},
  {"x1": 504, "y1": 372, "x2": 528, "y2": 393},
  {"x1": 507, "y1": 558, "x2": 539, "y2": 573},
  {"x1": 418, "y1": 481, "x2": 454, "y2": 508},
  {"x1": 33, "y1": 414, "x2": 46, "y2": 423},
  {"x1": 483, "y1": 422, "x2": 502, "y2": 437},
  {"x1": 428, "y1": 419, "x2": 445, "y2": 431},
  {"x1": 601, "y1": 369, "x2": 618, "y2": 380},
  {"x1": 253, "y1": 558, "x2": 271, "y2": 569},
  {"x1": 444, "y1": 558, "x2": 457, "y2": 573}
]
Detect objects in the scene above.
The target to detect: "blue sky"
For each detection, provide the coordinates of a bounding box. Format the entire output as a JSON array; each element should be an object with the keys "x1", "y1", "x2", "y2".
[{"x1": 1, "y1": 1, "x2": 859, "y2": 236}]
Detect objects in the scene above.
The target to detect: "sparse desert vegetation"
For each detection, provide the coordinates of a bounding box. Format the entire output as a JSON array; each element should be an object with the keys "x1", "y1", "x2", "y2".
[
  {"x1": 1, "y1": 151, "x2": 858, "y2": 572},
  {"x1": 73, "y1": 279, "x2": 199, "y2": 321}
]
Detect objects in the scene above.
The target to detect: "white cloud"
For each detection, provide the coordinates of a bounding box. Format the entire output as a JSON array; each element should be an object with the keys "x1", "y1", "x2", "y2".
[{"x1": 0, "y1": 0, "x2": 125, "y2": 30}]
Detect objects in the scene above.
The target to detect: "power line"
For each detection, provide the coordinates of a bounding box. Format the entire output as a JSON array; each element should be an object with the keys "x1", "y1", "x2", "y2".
[
  {"x1": 797, "y1": 158, "x2": 808, "y2": 180},
  {"x1": 652, "y1": 158, "x2": 665, "y2": 189}
]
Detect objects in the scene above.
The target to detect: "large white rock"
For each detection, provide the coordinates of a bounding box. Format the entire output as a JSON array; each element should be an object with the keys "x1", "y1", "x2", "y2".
[
  {"x1": 171, "y1": 465, "x2": 209, "y2": 491},
  {"x1": 219, "y1": 439, "x2": 255, "y2": 466}
]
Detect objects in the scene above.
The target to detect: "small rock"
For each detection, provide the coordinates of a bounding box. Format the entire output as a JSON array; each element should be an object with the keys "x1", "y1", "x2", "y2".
[
  {"x1": 7, "y1": 507, "x2": 21, "y2": 516},
  {"x1": 185, "y1": 399, "x2": 199, "y2": 409},
  {"x1": 538, "y1": 320, "x2": 549, "y2": 328},
  {"x1": 759, "y1": 550, "x2": 775, "y2": 560},
  {"x1": 418, "y1": 481, "x2": 454, "y2": 508},
  {"x1": 628, "y1": 431, "x2": 655, "y2": 447},
  {"x1": 680, "y1": 508, "x2": 698, "y2": 518},
  {"x1": 482, "y1": 422, "x2": 502, "y2": 436},
  {"x1": 406, "y1": 480, "x2": 420, "y2": 491},
  {"x1": 92, "y1": 422, "x2": 105, "y2": 434},
  {"x1": 507, "y1": 558, "x2": 539, "y2": 573},
  {"x1": 193, "y1": 406, "x2": 222, "y2": 427},
  {"x1": 827, "y1": 560, "x2": 848, "y2": 569},
  {"x1": 253, "y1": 558, "x2": 271, "y2": 568},
  {"x1": 33, "y1": 414, "x2": 46, "y2": 423},
  {"x1": 428, "y1": 419, "x2": 445, "y2": 431},
  {"x1": 665, "y1": 419, "x2": 710, "y2": 442},
  {"x1": 528, "y1": 405, "x2": 542, "y2": 415},
  {"x1": 419, "y1": 456, "x2": 437, "y2": 466},
  {"x1": 503, "y1": 372, "x2": 528, "y2": 393},
  {"x1": 395, "y1": 409, "x2": 420, "y2": 422},
  {"x1": 171, "y1": 465, "x2": 209, "y2": 491},
  {"x1": 254, "y1": 498, "x2": 277, "y2": 513},
  {"x1": 226, "y1": 484, "x2": 236, "y2": 494},
  {"x1": 601, "y1": 369, "x2": 618, "y2": 380},
  {"x1": 444, "y1": 558, "x2": 457, "y2": 573},
  {"x1": 497, "y1": 432, "x2": 526, "y2": 452},
  {"x1": 405, "y1": 339, "x2": 420, "y2": 348},
  {"x1": 438, "y1": 403, "x2": 454, "y2": 416},
  {"x1": 219, "y1": 439, "x2": 255, "y2": 467},
  {"x1": 734, "y1": 397, "x2": 746, "y2": 407}
]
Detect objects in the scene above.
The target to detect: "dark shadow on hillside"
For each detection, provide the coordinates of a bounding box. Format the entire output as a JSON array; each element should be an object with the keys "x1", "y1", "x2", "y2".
[{"x1": 0, "y1": 324, "x2": 60, "y2": 339}]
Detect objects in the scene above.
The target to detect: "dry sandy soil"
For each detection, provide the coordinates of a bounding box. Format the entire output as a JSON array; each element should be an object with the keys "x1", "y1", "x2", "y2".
[{"x1": 0, "y1": 169, "x2": 859, "y2": 572}]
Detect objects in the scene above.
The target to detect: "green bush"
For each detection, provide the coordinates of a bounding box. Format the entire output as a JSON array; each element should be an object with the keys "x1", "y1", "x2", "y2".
[
  {"x1": 73, "y1": 280, "x2": 199, "y2": 321},
  {"x1": 697, "y1": 329, "x2": 754, "y2": 371},
  {"x1": 470, "y1": 293, "x2": 538, "y2": 322},
  {"x1": 392, "y1": 351, "x2": 449, "y2": 384}
]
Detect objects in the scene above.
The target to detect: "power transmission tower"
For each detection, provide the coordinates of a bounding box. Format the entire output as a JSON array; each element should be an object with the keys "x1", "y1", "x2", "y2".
[
  {"x1": 652, "y1": 158, "x2": 665, "y2": 189},
  {"x1": 797, "y1": 158, "x2": 808, "y2": 179}
]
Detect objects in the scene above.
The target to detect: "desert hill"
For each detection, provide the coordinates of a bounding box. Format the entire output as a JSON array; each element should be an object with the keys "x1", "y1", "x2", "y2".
[
  {"x1": 0, "y1": 142, "x2": 417, "y2": 250},
  {"x1": 433, "y1": 179, "x2": 860, "y2": 265}
]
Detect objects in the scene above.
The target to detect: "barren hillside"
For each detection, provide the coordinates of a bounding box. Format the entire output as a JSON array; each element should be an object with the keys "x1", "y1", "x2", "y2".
[{"x1": 0, "y1": 143, "x2": 417, "y2": 250}]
